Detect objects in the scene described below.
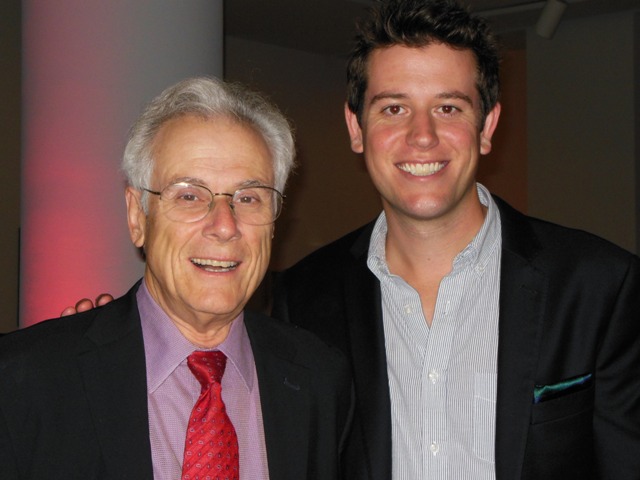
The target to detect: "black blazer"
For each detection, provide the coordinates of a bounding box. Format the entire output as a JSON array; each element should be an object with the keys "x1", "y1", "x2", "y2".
[
  {"x1": 272, "y1": 196, "x2": 640, "y2": 480},
  {"x1": 0, "y1": 282, "x2": 353, "y2": 479}
]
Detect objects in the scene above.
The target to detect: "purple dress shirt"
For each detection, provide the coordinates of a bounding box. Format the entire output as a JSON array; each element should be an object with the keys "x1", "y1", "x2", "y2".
[{"x1": 137, "y1": 281, "x2": 270, "y2": 479}]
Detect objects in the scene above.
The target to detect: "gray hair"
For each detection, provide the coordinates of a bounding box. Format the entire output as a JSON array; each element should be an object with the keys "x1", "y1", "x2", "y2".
[{"x1": 122, "y1": 77, "x2": 295, "y2": 206}]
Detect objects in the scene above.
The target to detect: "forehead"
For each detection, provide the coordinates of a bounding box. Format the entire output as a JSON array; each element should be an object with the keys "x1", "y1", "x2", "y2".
[
  {"x1": 151, "y1": 114, "x2": 274, "y2": 185},
  {"x1": 365, "y1": 43, "x2": 479, "y2": 99}
]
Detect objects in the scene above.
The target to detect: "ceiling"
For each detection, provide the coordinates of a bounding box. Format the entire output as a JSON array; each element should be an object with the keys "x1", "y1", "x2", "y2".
[{"x1": 225, "y1": 0, "x2": 640, "y2": 55}]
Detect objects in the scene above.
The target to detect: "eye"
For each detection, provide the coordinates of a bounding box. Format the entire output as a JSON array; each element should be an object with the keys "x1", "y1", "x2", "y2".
[
  {"x1": 176, "y1": 190, "x2": 202, "y2": 202},
  {"x1": 436, "y1": 104, "x2": 461, "y2": 116},
  {"x1": 170, "y1": 185, "x2": 208, "y2": 204},
  {"x1": 177, "y1": 192, "x2": 199, "y2": 202},
  {"x1": 382, "y1": 104, "x2": 406, "y2": 116},
  {"x1": 235, "y1": 189, "x2": 263, "y2": 206}
]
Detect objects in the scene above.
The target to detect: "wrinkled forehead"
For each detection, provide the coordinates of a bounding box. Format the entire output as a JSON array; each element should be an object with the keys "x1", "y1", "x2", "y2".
[{"x1": 150, "y1": 114, "x2": 275, "y2": 187}]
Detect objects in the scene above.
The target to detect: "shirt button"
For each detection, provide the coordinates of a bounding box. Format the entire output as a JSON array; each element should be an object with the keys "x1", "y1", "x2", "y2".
[
  {"x1": 428, "y1": 370, "x2": 439, "y2": 384},
  {"x1": 404, "y1": 305, "x2": 412, "y2": 314},
  {"x1": 475, "y1": 264, "x2": 485, "y2": 273},
  {"x1": 430, "y1": 442, "x2": 440, "y2": 455}
]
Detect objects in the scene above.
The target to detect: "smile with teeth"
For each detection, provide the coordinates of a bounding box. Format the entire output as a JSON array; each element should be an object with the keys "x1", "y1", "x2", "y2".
[
  {"x1": 191, "y1": 258, "x2": 239, "y2": 272},
  {"x1": 398, "y1": 162, "x2": 446, "y2": 176}
]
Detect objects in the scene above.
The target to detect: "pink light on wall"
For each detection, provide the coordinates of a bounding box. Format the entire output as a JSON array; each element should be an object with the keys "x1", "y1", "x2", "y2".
[{"x1": 20, "y1": 1, "x2": 223, "y2": 326}]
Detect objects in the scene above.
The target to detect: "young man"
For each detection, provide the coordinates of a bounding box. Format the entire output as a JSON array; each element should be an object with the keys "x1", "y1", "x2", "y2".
[{"x1": 273, "y1": 1, "x2": 640, "y2": 479}]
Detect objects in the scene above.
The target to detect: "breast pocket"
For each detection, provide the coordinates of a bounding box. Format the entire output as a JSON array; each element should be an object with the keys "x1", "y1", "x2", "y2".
[
  {"x1": 524, "y1": 386, "x2": 596, "y2": 479},
  {"x1": 473, "y1": 372, "x2": 497, "y2": 463},
  {"x1": 530, "y1": 384, "x2": 594, "y2": 425}
]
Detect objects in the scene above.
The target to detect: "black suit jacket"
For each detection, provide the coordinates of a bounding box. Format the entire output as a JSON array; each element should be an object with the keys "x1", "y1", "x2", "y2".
[
  {"x1": 272, "y1": 197, "x2": 640, "y2": 480},
  {"x1": 0, "y1": 283, "x2": 353, "y2": 479}
]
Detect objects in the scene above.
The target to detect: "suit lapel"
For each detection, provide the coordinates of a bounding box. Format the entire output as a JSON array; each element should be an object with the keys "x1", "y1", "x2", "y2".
[
  {"x1": 345, "y1": 225, "x2": 393, "y2": 480},
  {"x1": 76, "y1": 286, "x2": 153, "y2": 478},
  {"x1": 494, "y1": 198, "x2": 547, "y2": 480},
  {"x1": 245, "y1": 312, "x2": 313, "y2": 479}
]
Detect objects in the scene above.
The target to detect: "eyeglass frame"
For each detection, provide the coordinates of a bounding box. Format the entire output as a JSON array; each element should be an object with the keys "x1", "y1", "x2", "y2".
[{"x1": 141, "y1": 181, "x2": 285, "y2": 225}]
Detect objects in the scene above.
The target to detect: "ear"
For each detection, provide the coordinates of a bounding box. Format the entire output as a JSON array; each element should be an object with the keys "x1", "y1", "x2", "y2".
[
  {"x1": 125, "y1": 187, "x2": 146, "y2": 248},
  {"x1": 344, "y1": 102, "x2": 364, "y2": 154},
  {"x1": 479, "y1": 102, "x2": 501, "y2": 155}
]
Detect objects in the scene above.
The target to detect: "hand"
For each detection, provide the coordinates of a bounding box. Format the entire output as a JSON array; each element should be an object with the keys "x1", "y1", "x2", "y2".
[{"x1": 60, "y1": 294, "x2": 114, "y2": 317}]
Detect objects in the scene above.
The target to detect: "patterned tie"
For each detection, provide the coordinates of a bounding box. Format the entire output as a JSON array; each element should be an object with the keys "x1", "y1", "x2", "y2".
[{"x1": 182, "y1": 350, "x2": 239, "y2": 480}]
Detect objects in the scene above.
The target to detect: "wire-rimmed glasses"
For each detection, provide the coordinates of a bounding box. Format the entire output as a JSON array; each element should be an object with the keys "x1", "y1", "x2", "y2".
[{"x1": 142, "y1": 181, "x2": 284, "y2": 226}]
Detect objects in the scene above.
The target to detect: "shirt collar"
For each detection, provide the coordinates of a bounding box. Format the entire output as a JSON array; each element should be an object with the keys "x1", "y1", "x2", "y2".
[
  {"x1": 367, "y1": 183, "x2": 501, "y2": 277},
  {"x1": 137, "y1": 280, "x2": 255, "y2": 393},
  {"x1": 456, "y1": 183, "x2": 501, "y2": 271}
]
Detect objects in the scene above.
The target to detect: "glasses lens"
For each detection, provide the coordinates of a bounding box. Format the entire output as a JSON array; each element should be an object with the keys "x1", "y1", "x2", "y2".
[
  {"x1": 232, "y1": 187, "x2": 283, "y2": 225},
  {"x1": 161, "y1": 183, "x2": 212, "y2": 223},
  {"x1": 154, "y1": 182, "x2": 283, "y2": 225}
]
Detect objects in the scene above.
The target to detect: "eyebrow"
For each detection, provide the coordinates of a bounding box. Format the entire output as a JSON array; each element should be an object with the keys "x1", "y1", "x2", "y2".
[
  {"x1": 238, "y1": 179, "x2": 271, "y2": 188},
  {"x1": 170, "y1": 176, "x2": 207, "y2": 186},
  {"x1": 436, "y1": 91, "x2": 474, "y2": 107},
  {"x1": 369, "y1": 92, "x2": 408, "y2": 106}
]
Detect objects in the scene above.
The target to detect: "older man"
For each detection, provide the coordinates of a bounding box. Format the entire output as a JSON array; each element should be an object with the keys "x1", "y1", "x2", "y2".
[{"x1": 0, "y1": 77, "x2": 352, "y2": 479}]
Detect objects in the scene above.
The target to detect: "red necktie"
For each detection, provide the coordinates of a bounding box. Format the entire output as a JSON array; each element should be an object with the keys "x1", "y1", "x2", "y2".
[{"x1": 182, "y1": 350, "x2": 239, "y2": 480}]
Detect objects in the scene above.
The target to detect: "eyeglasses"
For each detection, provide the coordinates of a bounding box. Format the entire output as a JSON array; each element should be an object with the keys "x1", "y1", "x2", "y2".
[{"x1": 142, "y1": 182, "x2": 285, "y2": 225}]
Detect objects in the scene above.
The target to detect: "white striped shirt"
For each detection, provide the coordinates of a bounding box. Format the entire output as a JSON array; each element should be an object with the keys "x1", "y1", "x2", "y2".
[{"x1": 367, "y1": 184, "x2": 501, "y2": 480}]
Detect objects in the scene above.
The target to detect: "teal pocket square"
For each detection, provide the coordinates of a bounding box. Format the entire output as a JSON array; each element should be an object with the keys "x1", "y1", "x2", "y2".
[{"x1": 533, "y1": 373, "x2": 593, "y2": 404}]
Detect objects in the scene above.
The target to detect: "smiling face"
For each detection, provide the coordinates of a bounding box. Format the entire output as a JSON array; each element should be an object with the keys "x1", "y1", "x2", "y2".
[
  {"x1": 345, "y1": 43, "x2": 500, "y2": 229},
  {"x1": 126, "y1": 115, "x2": 275, "y2": 343}
]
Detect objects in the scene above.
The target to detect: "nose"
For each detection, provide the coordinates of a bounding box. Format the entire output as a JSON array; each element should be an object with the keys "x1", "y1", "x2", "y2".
[
  {"x1": 407, "y1": 111, "x2": 438, "y2": 149},
  {"x1": 201, "y1": 195, "x2": 240, "y2": 241}
]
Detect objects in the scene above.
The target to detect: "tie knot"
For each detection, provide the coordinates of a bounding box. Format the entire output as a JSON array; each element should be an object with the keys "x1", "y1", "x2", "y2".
[{"x1": 187, "y1": 350, "x2": 227, "y2": 389}]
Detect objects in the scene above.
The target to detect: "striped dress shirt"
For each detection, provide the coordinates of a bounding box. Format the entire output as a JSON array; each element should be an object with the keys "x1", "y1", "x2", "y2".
[{"x1": 367, "y1": 184, "x2": 501, "y2": 480}]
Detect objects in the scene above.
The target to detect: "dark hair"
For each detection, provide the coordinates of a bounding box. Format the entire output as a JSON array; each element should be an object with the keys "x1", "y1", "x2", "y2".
[{"x1": 347, "y1": 0, "x2": 501, "y2": 126}]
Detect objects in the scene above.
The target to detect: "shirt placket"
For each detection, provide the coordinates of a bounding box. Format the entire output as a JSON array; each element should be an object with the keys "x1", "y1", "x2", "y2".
[{"x1": 421, "y1": 265, "x2": 467, "y2": 479}]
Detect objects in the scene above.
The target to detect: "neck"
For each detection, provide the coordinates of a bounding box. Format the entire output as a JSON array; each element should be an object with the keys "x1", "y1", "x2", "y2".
[
  {"x1": 172, "y1": 316, "x2": 236, "y2": 349},
  {"x1": 384, "y1": 197, "x2": 487, "y2": 279},
  {"x1": 385, "y1": 202, "x2": 487, "y2": 266},
  {"x1": 382, "y1": 198, "x2": 487, "y2": 327},
  {"x1": 144, "y1": 278, "x2": 240, "y2": 349}
]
